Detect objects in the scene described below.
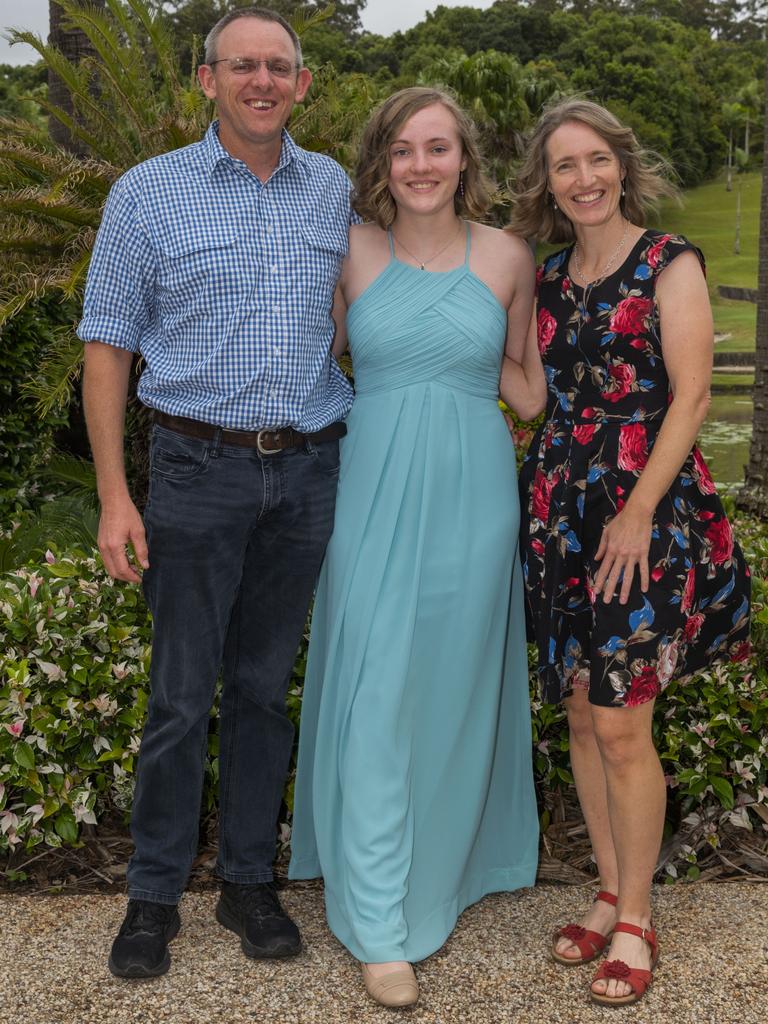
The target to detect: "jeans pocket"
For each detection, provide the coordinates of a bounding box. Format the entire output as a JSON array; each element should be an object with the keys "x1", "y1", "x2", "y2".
[
  {"x1": 151, "y1": 427, "x2": 210, "y2": 481},
  {"x1": 311, "y1": 438, "x2": 341, "y2": 478}
]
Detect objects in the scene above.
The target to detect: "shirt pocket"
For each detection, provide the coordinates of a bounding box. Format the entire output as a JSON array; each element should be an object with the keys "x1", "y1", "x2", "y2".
[{"x1": 155, "y1": 231, "x2": 242, "y2": 323}]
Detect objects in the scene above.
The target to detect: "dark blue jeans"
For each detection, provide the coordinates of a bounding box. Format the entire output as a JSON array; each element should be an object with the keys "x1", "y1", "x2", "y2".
[{"x1": 127, "y1": 424, "x2": 340, "y2": 904}]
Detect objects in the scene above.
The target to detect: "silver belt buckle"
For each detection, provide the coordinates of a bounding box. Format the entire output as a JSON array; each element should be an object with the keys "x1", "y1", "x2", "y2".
[{"x1": 256, "y1": 429, "x2": 281, "y2": 455}]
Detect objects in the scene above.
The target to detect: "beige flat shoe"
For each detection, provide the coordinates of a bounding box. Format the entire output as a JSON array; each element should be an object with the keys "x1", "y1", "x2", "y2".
[{"x1": 361, "y1": 963, "x2": 419, "y2": 1007}]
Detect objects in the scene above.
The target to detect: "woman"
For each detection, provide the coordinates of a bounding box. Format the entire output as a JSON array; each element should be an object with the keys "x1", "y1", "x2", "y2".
[
  {"x1": 289, "y1": 87, "x2": 544, "y2": 1008},
  {"x1": 509, "y1": 99, "x2": 751, "y2": 1007}
]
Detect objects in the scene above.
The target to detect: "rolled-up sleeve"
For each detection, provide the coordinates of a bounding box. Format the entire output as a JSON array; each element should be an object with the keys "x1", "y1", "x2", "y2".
[{"x1": 77, "y1": 175, "x2": 155, "y2": 352}]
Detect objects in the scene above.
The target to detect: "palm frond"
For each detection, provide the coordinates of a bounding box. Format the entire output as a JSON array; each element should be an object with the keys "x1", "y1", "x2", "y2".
[{"x1": 21, "y1": 327, "x2": 84, "y2": 416}]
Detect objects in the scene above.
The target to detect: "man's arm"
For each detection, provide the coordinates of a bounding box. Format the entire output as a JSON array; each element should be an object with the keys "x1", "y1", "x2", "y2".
[{"x1": 83, "y1": 342, "x2": 148, "y2": 583}]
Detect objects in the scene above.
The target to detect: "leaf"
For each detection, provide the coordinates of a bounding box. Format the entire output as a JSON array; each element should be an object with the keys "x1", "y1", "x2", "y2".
[
  {"x1": 13, "y1": 742, "x2": 36, "y2": 770},
  {"x1": 54, "y1": 808, "x2": 78, "y2": 844},
  {"x1": 709, "y1": 776, "x2": 735, "y2": 810}
]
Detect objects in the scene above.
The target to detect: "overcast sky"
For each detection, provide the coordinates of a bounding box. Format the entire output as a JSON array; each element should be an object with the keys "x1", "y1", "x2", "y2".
[{"x1": 0, "y1": 0, "x2": 496, "y2": 65}]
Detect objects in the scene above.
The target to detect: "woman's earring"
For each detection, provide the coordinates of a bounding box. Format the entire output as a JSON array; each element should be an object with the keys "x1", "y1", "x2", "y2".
[
  {"x1": 621, "y1": 181, "x2": 626, "y2": 197},
  {"x1": 458, "y1": 171, "x2": 465, "y2": 198},
  {"x1": 550, "y1": 192, "x2": 558, "y2": 210}
]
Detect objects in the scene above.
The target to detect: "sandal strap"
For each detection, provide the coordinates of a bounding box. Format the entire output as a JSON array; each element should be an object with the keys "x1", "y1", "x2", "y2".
[
  {"x1": 595, "y1": 890, "x2": 618, "y2": 907},
  {"x1": 613, "y1": 921, "x2": 658, "y2": 961},
  {"x1": 555, "y1": 924, "x2": 611, "y2": 958},
  {"x1": 593, "y1": 959, "x2": 653, "y2": 999}
]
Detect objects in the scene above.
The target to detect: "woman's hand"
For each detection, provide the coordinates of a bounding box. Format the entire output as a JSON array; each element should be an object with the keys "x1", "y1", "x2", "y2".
[{"x1": 593, "y1": 504, "x2": 653, "y2": 605}]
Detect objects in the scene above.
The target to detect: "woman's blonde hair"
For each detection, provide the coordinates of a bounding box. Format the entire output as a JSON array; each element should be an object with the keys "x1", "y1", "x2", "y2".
[
  {"x1": 353, "y1": 86, "x2": 494, "y2": 228},
  {"x1": 507, "y1": 98, "x2": 679, "y2": 243}
]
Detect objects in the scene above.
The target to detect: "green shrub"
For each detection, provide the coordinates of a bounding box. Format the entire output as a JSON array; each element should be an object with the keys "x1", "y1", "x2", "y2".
[
  {"x1": 0, "y1": 299, "x2": 74, "y2": 520},
  {"x1": 1, "y1": 517, "x2": 766, "y2": 877}
]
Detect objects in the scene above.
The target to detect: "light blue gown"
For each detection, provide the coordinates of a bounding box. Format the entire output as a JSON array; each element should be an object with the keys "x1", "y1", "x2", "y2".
[{"x1": 289, "y1": 226, "x2": 539, "y2": 963}]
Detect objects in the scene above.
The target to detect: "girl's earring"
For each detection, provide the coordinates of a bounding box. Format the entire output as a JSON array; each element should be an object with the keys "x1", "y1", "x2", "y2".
[{"x1": 458, "y1": 171, "x2": 465, "y2": 198}]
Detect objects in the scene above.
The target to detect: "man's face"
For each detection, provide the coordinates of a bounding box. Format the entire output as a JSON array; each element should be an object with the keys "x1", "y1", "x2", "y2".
[{"x1": 198, "y1": 18, "x2": 312, "y2": 161}]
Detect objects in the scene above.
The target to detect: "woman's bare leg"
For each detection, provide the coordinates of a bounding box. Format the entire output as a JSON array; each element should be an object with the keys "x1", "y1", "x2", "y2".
[
  {"x1": 554, "y1": 688, "x2": 619, "y2": 958},
  {"x1": 590, "y1": 698, "x2": 665, "y2": 998}
]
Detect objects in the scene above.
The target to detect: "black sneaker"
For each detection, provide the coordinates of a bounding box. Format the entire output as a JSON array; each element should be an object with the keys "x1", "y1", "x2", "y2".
[
  {"x1": 216, "y1": 881, "x2": 301, "y2": 959},
  {"x1": 108, "y1": 899, "x2": 181, "y2": 978}
]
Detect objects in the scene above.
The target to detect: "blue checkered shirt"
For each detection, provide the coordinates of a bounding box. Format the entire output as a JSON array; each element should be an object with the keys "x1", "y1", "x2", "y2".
[{"x1": 78, "y1": 123, "x2": 354, "y2": 430}]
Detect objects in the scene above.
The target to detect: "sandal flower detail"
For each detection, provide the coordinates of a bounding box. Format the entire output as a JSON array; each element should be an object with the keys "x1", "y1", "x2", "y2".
[
  {"x1": 551, "y1": 890, "x2": 618, "y2": 965},
  {"x1": 590, "y1": 921, "x2": 659, "y2": 1007}
]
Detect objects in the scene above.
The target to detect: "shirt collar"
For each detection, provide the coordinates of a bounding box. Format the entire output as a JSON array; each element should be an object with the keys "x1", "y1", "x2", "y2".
[{"x1": 203, "y1": 121, "x2": 310, "y2": 179}]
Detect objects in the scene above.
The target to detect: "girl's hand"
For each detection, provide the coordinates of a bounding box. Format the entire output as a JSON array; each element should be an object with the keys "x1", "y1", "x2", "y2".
[{"x1": 593, "y1": 505, "x2": 653, "y2": 605}]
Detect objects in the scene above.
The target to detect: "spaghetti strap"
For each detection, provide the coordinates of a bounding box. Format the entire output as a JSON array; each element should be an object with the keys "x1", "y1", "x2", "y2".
[
  {"x1": 387, "y1": 229, "x2": 396, "y2": 259},
  {"x1": 463, "y1": 221, "x2": 471, "y2": 266}
]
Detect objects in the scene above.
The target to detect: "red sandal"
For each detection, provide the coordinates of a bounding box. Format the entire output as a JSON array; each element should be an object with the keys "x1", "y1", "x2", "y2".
[
  {"x1": 590, "y1": 921, "x2": 659, "y2": 1007},
  {"x1": 551, "y1": 890, "x2": 618, "y2": 966}
]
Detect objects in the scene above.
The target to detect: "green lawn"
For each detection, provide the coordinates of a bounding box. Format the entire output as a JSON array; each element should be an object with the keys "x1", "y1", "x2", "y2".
[{"x1": 653, "y1": 172, "x2": 759, "y2": 352}]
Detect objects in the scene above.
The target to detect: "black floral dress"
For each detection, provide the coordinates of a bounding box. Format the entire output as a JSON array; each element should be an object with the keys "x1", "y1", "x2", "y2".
[{"x1": 519, "y1": 231, "x2": 752, "y2": 707}]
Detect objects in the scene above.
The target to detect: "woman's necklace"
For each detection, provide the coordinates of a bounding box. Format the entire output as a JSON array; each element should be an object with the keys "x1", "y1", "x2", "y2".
[
  {"x1": 572, "y1": 219, "x2": 629, "y2": 285},
  {"x1": 391, "y1": 221, "x2": 463, "y2": 270}
]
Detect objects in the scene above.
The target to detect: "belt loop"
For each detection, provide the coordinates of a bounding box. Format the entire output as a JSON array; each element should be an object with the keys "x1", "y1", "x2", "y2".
[
  {"x1": 304, "y1": 436, "x2": 317, "y2": 456},
  {"x1": 210, "y1": 427, "x2": 222, "y2": 458}
]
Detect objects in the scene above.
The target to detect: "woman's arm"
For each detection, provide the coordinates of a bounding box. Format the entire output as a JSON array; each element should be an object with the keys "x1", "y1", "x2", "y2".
[
  {"x1": 498, "y1": 238, "x2": 546, "y2": 421},
  {"x1": 594, "y1": 250, "x2": 713, "y2": 604},
  {"x1": 331, "y1": 281, "x2": 348, "y2": 358}
]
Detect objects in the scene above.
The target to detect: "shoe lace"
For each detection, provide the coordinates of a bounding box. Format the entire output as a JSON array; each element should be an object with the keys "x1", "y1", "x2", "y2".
[
  {"x1": 235, "y1": 882, "x2": 283, "y2": 920},
  {"x1": 124, "y1": 901, "x2": 176, "y2": 935}
]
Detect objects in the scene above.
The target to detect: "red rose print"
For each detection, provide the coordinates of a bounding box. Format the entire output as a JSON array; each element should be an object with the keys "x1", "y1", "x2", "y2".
[
  {"x1": 562, "y1": 276, "x2": 571, "y2": 292},
  {"x1": 537, "y1": 307, "x2": 557, "y2": 355},
  {"x1": 705, "y1": 517, "x2": 734, "y2": 565},
  {"x1": 536, "y1": 266, "x2": 544, "y2": 286},
  {"x1": 530, "y1": 537, "x2": 545, "y2": 556},
  {"x1": 629, "y1": 338, "x2": 647, "y2": 350},
  {"x1": 581, "y1": 407, "x2": 595, "y2": 419},
  {"x1": 617, "y1": 422, "x2": 648, "y2": 472},
  {"x1": 602, "y1": 362, "x2": 637, "y2": 403},
  {"x1": 692, "y1": 447, "x2": 716, "y2": 496},
  {"x1": 609, "y1": 296, "x2": 653, "y2": 336},
  {"x1": 573, "y1": 424, "x2": 596, "y2": 445},
  {"x1": 651, "y1": 564, "x2": 665, "y2": 582},
  {"x1": 681, "y1": 564, "x2": 696, "y2": 614},
  {"x1": 646, "y1": 234, "x2": 672, "y2": 269},
  {"x1": 683, "y1": 612, "x2": 705, "y2": 642},
  {"x1": 729, "y1": 639, "x2": 752, "y2": 663},
  {"x1": 625, "y1": 665, "x2": 660, "y2": 707},
  {"x1": 532, "y1": 468, "x2": 557, "y2": 522}
]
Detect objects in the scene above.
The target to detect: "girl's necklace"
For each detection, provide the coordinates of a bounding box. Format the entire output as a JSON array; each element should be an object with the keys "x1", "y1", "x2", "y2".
[
  {"x1": 572, "y1": 219, "x2": 629, "y2": 285},
  {"x1": 391, "y1": 221, "x2": 463, "y2": 270}
]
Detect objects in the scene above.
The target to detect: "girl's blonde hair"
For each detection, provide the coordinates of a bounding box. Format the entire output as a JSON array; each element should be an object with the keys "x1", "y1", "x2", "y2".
[{"x1": 353, "y1": 86, "x2": 494, "y2": 227}]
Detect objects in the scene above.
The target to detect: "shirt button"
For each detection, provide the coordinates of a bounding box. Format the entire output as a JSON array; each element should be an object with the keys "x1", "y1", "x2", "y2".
[
  {"x1": 271, "y1": 264, "x2": 278, "y2": 273},
  {"x1": 265, "y1": 224, "x2": 273, "y2": 234},
  {"x1": 273, "y1": 304, "x2": 280, "y2": 314}
]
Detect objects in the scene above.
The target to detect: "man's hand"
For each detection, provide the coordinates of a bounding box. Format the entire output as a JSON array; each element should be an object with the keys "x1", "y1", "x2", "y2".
[{"x1": 98, "y1": 496, "x2": 149, "y2": 583}]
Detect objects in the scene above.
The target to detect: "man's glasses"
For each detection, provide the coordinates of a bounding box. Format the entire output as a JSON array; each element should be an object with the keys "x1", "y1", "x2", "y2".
[{"x1": 208, "y1": 58, "x2": 299, "y2": 78}]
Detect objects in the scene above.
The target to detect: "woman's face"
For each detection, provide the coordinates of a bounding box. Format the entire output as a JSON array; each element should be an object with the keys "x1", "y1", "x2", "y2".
[
  {"x1": 387, "y1": 103, "x2": 467, "y2": 218},
  {"x1": 545, "y1": 120, "x2": 625, "y2": 229}
]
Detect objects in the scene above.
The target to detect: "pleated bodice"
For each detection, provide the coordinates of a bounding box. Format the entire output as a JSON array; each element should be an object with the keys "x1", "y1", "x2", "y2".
[{"x1": 346, "y1": 241, "x2": 507, "y2": 400}]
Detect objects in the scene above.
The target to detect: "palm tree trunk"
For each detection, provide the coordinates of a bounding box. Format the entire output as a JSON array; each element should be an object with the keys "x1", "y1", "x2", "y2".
[
  {"x1": 48, "y1": 0, "x2": 105, "y2": 155},
  {"x1": 737, "y1": 62, "x2": 768, "y2": 519},
  {"x1": 726, "y1": 128, "x2": 733, "y2": 191}
]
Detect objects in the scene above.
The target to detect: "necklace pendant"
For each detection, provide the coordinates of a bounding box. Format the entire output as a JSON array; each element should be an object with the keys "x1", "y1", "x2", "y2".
[{"x1": 419, "y1": 263, "x2": 425, "y2": 270}]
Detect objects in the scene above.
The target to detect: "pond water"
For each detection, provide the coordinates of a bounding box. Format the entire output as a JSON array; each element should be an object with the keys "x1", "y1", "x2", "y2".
[{"x1": 696, "y1": 394, "x2": 754, "y2": 486}]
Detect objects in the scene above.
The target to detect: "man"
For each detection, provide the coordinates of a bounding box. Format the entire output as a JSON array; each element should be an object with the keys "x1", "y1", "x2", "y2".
[{"x1": 79, "y1": 7, "x2": 354, "y2": 978}]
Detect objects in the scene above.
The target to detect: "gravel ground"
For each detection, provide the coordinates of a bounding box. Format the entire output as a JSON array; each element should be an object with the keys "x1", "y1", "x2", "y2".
[{"x1": 1, "y1": 881, "x2": 766, "y2": 1024}]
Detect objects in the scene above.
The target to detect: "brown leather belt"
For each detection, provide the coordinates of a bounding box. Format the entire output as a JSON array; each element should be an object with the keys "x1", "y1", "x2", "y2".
[{"x1": 152, "y1": 410, "x2": 346, "y2": 454}]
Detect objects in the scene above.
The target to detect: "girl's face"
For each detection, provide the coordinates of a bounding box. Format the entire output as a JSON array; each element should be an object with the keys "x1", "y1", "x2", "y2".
[{"x1": 387, "y1": 103, "x2": 467, "y2": 217}]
